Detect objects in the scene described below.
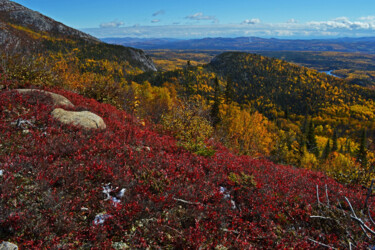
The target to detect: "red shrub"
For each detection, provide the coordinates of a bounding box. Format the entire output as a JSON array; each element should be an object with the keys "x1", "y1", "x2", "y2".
[{"x1": 0, "y1": 86, "x2": 373, "y2": 248}]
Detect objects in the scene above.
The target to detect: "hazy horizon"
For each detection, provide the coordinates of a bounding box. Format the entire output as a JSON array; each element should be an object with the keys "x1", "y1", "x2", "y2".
[{"x1": 99, "y1": 35, "x2": 375, "y2": 40}]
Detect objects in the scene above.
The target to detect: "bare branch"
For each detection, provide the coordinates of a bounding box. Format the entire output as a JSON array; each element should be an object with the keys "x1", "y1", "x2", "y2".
[
  {"x1": 316, "y1": 185, "x2": 321, "y2": 206},
  {"x1": 345, "y1": 197, "x2": 358, "y2": 219},
  {"x1": 349, "y1": 241, "x2": 353, "y2": 250},
  {"x1": 350, "y1": 215, "x2": 375, "y2": 237},
  {"x1": 325, "y1": 184, "x2": 330, "y2": 207},
  {"x1": 368, "y1": 206, "x2": 375, "y2": 227},
  {"x1": 310, "y1": 215, "x2": 334, "y2": 220},
  {"x1": 308, "y1": 238, "x2": 338, "y2": 249},
  {"x1": 173, "y1": 197, "x2": 202, "y2": 206},
  {"x1": 345, "y1": 197, "x2": 372, "y2": 238},
  {"x1": 164, "y1": 225, "x2": 183, "y2": 235}
]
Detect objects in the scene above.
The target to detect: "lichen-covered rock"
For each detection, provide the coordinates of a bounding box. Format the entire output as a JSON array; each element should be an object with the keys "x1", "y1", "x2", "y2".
[
  {"x1": 15, "y1": 89, "x2": 74, "y2": 108},
  {"x1": 51, "y1": 108, "x2": 106, "y2": 130},
  {"x1": 0, "y1": 242, "x2": 18, "y2": 250}
]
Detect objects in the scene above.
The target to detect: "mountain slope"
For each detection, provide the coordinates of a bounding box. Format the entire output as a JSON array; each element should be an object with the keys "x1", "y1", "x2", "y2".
[
  {"x1": 0, "y1": 81, "x2": 372, "y2": 248},
  {"x1": 0, "y1": 0, "x2": 157, "y2": 72},
  {"x1": 0, "y1": 0, "x2": 98, "y2": 42},
  {"x1": 207, "y1": 52, "x2": 373, "y2": 117}
]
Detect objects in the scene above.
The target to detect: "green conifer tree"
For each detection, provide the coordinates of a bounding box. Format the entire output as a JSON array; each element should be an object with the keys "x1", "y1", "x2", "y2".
[
  {"x1": 322, "y1": 139, "x2": 331, "y2": 160},
  {"x1": 211, "y1": 77, "x2": 221, "y2": 126},
  {"x1": 356, "y1": 129, "x2": 368, "y2": 168},
  {"x1": 346, "y1": 139, "x2": 351, "y2": 154},
  {"x1": 306, "y1": 120, "x2": 319, "y2": 157},
  {"x1": 301, "y1": 116, "x2": 309, "y2": 135},
  {"x1": 225, "y1": 76, "x2": 234, "y2": 104},
  {"x1": 331, "y1": 129, "x2": 338, "y2": 152}
]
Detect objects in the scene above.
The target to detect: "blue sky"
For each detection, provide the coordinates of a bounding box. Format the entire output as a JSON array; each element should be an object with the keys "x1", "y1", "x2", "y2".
[{"x1": 13, "y1": 0, "x2": 375, "y2": 39}]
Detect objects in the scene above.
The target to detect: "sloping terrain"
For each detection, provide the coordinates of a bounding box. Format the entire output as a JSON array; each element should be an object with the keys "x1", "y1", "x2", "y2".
[
  {"x1": 0, "y1": 84, "x2": 374, "y2": 248},
  {"x1": 208, "y1": 52, "x2": 355, "y2": 115},
  {"x1": 0, "y1": 0, "x2": 156, "y2": 72}
]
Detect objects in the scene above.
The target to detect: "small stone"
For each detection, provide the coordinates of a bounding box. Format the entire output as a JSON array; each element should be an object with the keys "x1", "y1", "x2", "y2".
[
  {"x1": 94, "y1": 212, "x2": 112, "y2": 225},
  {"x1": 112, "y1": 242, "x2": 130, "y2": 250},
  {"x1": 0, "y1": 241, "x2": 18, "y2": 250}
]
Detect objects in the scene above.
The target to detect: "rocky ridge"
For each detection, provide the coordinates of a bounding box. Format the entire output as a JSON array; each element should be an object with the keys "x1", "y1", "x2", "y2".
[
  {"x1": 0, "y1": 0, "x2": 157, "y2": 72},
  {"x1": 0, "y1": 0, "x2": 98, "y2": 42}
]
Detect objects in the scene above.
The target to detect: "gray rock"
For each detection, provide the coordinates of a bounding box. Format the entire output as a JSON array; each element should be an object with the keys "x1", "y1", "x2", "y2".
[
  {"x1": 128, "y1": 48, "x2": 157, "y2": 72},
  {"x1": 51, "y1": 108, "x2": 106, "y2": 130},
  {"x1": 0, "y1": 241, "x2": 18, "y2": 250},
  {"x1": 15, "y1": 89, "x2": 74, "y2": 108}
]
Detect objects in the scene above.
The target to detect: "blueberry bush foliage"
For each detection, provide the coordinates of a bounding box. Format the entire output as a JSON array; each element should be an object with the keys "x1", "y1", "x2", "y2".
[{"x1": 0, "y1": 79, "x2": 375, "y2": 248}]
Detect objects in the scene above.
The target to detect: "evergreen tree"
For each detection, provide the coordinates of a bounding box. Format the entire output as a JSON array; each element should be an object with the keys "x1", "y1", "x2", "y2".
[
  {"x1": 284, "y1": 108, "x2": 289, "y2": 120},
  {"x1": 331, "y1": 129, "x2": 338, "y2": 152},
  {"x1": 356, "y1": 129, "x2": 368, "y2": 168},
  {"x1": 224, "y1": 76, "x2": 234, "y2": 104},
  {"x1": 299, "y1": 136, "x2": 306, "y2": 156},
  {"x1": 211, "y1": 77, "x2": 221, "y2": 126},
  {"x1": 346, "y1": 139, "x2": 351, "y2": 154},
  {"x1": 301, "y1": 116, "x2": 309, "y2": 135},
  {"x1": 321, "y1": 139, "x2": 331, "y2": 160},
  {"x1": 306, "y1": 120, "x2": 319, "y2": 157}
]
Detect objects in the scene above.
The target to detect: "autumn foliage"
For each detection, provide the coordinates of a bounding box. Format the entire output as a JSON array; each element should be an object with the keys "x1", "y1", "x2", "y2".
[
  {"x1": 2, "y1": 46, "x2": 375, "y2": 248},
  {"x1": 0, "y1": 83, "x2": 374, "y2": 248}
]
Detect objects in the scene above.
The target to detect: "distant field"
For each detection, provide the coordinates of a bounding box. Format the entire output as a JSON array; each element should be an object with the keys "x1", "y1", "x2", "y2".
[{"x1": 146, "y1": 50, "x2": 219, "y2": 71}]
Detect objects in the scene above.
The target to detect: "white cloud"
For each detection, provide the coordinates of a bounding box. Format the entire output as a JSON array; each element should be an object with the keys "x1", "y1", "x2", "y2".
[
  {"x1": 242, "y1": 18, "x2": 261, "y2": 25},
  {"x1": 359, "y1": 16, "x2": 375, "y2": 21},
  {"x1": 287, "y1": 18, "x2": 298, "y2": 24},
  {"x1": 87, "y1": 16, "x2": 375, "y2": 39},
  {"x1": 308, "y1": 16, "x2": 375, "y2": 30},
  {"x1": 153, "y1": 10, "x2": 165, "y2": 17},
  {"x1": 100, "y1": 21, "x2": 124, "y2": 28},
  {"x1": 185, "y1": 12, "x2": 217, "y2": 22},
  {"x1": 334, "y1": 16, "x2": 350, "y2": 23}
]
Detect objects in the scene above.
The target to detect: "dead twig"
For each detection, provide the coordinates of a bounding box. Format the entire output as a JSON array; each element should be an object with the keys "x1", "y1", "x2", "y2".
[
  {"x1": 310, "y1": 215, "x2": 334, "y2": 220},
  {"x1": 345, "y1": 197, "x2": 373, "y2": 239},
  {"x1": 316, "y1": 185, "x2": 321, "y2": 206},
  {"x1": 325, "y1": 184, "x2": 330, "y2": 207},
  {"x1": 308, "y1": 238, "x2": 338, "y2": 249},
  {"x1": 173, "y1": 197, "x2": 202, "y2": 206}
]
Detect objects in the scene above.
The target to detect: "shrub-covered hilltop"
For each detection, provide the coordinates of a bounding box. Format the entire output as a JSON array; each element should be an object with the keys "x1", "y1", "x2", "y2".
[{"x1": 1, "y1": 76, "x2": 375, "y2": 249}]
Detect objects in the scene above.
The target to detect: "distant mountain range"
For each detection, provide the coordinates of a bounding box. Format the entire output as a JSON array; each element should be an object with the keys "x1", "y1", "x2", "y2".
[{"x1": 102, "y1": 36, "x2": 375, "y2": 53}]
